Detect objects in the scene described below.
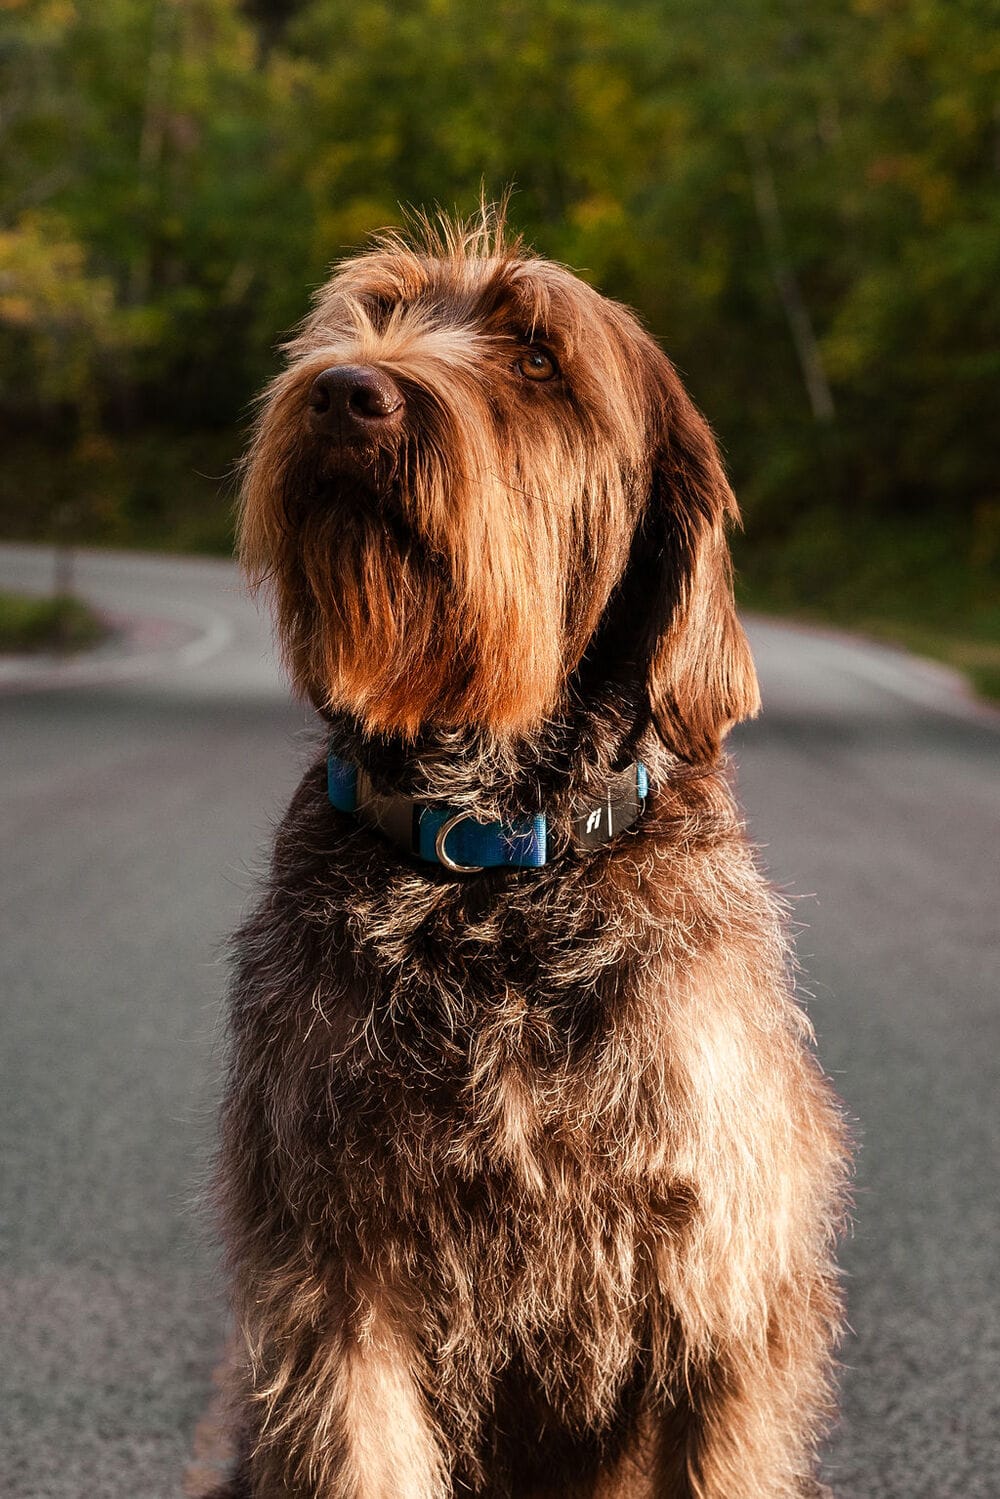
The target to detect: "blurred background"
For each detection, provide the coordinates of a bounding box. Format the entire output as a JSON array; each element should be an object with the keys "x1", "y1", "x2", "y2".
[
  {"x1": 1, "y1": 0, "x2": 997, "y2": 691},
  {"x1": 2, "y1": 6, "x2": 998, "y2": 1499}
]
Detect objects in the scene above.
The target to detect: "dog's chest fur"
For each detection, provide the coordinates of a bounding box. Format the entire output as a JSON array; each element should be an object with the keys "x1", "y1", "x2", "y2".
[{"x1": 225, "y1": 753, "x2": 818, "y2": 1453}]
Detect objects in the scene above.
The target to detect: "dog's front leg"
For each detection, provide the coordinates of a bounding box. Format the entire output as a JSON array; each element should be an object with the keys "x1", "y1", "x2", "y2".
[
  {"x1": 651, "y1": 1348, "x2": 835, "y2": 1499},
  {"x1": 240, "y1": 1273, "x2": 449, "y2": 1499}
]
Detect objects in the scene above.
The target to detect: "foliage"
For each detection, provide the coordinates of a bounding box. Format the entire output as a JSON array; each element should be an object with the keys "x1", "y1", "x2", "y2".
[{"x1": 0, "y1": 0, "x2": 997, "y2": 598}]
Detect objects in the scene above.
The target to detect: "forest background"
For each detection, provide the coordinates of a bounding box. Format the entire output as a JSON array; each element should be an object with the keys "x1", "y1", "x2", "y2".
[{"x1": 1, "y1": 0, "x2": 997, "y2": 692}]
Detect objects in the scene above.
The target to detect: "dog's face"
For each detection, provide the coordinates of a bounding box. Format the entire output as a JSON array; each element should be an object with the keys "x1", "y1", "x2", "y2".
[{"x1": 240, "y1": 217, "x2": 759, "y2": 759}]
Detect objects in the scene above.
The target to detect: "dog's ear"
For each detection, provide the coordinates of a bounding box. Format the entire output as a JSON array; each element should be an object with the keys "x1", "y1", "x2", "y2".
[{"x1": 638, "y1": 366, "x2": 760, "y2": 763}]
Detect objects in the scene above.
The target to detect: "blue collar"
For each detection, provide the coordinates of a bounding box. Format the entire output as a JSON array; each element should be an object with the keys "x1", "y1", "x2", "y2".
[{"x1": 327, "y1": 751, "x2": 649, "y2": 872}]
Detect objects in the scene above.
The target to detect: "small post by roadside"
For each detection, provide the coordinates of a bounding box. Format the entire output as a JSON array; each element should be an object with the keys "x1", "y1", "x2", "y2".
[
  {"x1": 52, "y1": 501, "x2": 77, "y2": 601},
  {"x1": 51, "y1": 500, "x2": 79, "y2": 652}
]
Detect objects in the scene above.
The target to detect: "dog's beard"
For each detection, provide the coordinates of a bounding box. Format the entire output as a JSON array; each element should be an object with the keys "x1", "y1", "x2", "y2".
[{"x1": 283, "y1": 454, "x2": 572, "y2": 740}]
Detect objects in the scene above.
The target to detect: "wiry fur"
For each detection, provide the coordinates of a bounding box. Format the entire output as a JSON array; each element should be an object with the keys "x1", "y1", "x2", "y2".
[{"x1": 215, "y1": 207, "x2": 850, "y2": 1499}]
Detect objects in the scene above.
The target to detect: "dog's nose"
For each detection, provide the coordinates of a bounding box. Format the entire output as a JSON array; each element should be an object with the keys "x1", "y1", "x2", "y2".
[{"x1": 308, "y1": 365, "x2": 404, "y2": 432}]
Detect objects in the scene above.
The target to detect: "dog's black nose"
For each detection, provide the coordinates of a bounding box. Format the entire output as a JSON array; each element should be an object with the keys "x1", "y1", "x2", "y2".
[{"x1": 308, "y1": 365, "x2": 404, "y2": 431}]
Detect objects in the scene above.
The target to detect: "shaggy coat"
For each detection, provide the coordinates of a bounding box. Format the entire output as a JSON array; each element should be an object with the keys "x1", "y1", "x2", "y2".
[{"x1": 215, "y1": 213, "x2": 850, "y2": 1499}]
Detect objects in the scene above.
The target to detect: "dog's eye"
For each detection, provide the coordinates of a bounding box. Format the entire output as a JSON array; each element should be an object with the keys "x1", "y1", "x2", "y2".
[{"x1": 516, "y1": 345, "x2": 559, "y2": 382}]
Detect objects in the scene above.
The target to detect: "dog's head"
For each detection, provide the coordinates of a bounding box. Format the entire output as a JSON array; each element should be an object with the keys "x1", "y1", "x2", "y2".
[{"x1": 240, "y1": 210, "x2": 759, "y2": 760}]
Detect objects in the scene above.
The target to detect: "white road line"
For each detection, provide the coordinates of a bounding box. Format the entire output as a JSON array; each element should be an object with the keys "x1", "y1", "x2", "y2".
[{"x1": 166, "y1": 603, "x2": 237, "y2": 670}]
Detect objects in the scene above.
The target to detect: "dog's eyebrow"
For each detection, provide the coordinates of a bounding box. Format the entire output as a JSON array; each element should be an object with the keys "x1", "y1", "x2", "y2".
[
  {"x1": 509, "y1": 264, "x2": 556, "y2": 325},
  {"x1": 461, "y1": 274, "x2": 559, "y2": 350},
  {"x1": 461, "y1": 272, "x2": 516, "y2": 323}
]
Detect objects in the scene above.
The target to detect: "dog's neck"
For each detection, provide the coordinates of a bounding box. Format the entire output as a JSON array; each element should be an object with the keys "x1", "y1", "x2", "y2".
[{"x1": 324, "y1": 684, "x2": 682, "y2": 827}]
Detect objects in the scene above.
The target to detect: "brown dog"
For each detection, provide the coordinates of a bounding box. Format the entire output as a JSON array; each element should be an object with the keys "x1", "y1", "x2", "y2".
[{"x1": 214, "y1": 209, "x2": 850, "y2": 1498}]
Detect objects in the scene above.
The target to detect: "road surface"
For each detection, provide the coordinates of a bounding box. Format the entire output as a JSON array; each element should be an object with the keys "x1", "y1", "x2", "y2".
[{"x1": 1, "y1": 545, "x2": 997, "y2": 1498}]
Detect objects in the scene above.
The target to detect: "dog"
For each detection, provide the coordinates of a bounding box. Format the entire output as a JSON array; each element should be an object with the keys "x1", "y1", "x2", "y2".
[{"x1": 212, "y1": 208, "x2": 850, "y2": 1499}]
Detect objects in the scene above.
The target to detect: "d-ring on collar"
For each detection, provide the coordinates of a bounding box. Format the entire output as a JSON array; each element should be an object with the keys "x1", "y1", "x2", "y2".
[{"x1": 434, "y1": 811, "x2": 490, "y2": 873}]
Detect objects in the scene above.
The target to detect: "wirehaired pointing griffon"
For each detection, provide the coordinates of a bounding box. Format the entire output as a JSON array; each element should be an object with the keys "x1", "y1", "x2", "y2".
[{"x1": 214, "y1": 209, "x2": 850, "y2": 1499}]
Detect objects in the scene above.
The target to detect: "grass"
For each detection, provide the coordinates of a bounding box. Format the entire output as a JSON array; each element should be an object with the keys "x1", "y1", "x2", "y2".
[
  {"x1": 0, "y1": 591, "x2": 107, "y2": 655},
  {"x1": 735, "y1": 509, "x2": 1000, "y2": 705}
]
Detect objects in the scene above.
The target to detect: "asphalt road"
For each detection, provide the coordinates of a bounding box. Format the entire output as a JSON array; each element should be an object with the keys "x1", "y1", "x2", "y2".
[{"x1": 1, "y1": 545, "x2": 997, "y2": 1499}]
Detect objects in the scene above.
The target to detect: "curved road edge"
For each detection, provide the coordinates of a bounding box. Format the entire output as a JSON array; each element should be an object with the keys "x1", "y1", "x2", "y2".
[{"x1": 1, "y1": 543, "x2": 996, "y2": 731}]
